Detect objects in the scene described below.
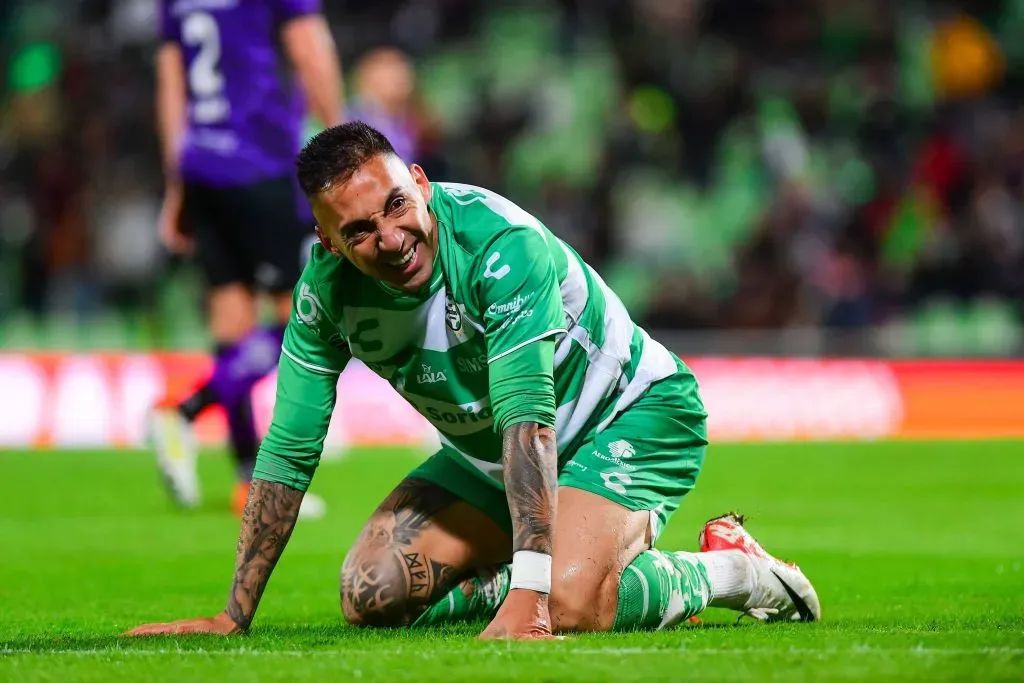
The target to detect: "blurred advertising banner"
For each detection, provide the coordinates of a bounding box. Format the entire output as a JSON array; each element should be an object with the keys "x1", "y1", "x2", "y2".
[{"x1": 0, "y1": 353, "x2": 1022, "y2": 448}]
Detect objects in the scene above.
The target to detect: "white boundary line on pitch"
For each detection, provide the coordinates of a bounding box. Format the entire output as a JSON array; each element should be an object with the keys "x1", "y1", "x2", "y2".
[{"x1": 2, "y1": 647, "x2": 1022, "y2": 657}]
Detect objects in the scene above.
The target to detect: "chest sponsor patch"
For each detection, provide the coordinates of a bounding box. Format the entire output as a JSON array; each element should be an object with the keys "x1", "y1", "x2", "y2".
[
  {"x1": 399, "y1": 392, "x2": 493, "y2": 436},
  {"x1": 417, "y1": 364, "x2": 448, "y2": 385}
]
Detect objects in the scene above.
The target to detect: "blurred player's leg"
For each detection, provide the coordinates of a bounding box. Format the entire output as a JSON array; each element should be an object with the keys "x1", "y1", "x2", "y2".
[
  {"x1": 150, "y1": 180, "x2": 292, "y2": 512},
  {"x1": 148, "y1": 282, "x2": 263, "y2": 510},
  {"x1": 147, "y1": 397, "x2": 201, "y2": 508}
]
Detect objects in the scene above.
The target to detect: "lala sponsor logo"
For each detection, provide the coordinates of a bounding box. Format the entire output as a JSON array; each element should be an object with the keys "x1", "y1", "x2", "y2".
[{"x1": 417, "y1": 363, "x2": 448, "y2": 385}]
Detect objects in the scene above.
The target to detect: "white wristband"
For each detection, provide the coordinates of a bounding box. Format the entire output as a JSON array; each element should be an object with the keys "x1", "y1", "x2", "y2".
[{"x1": 509, "y1": 550, "x2": 552, "y2": 594}]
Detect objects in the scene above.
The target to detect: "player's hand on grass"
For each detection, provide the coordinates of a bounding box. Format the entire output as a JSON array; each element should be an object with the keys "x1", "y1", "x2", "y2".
[
  {"x1": 158, "y1": 181, "x2": 193, "y2": 255},
  {"x1": 123, "y1": 611, "x2": 242, "y2": 637},
  {"x1": 478, "y1": 588, "x2": 555, "y2": 640}
]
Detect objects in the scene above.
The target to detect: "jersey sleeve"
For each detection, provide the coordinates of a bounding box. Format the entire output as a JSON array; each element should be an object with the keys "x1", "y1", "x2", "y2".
[
  {"x1": 253, "y1": 281, "x2": 349, "y2": 492},
  {"x1": 488, "y1": 338, "x2": 557, "y2": 433},
  {"x1": 476, "y1": 227, "x2": 568, "y2": 364},
  {"x1": 270, "y1": 0, "x2": 322, "y2": 25}
]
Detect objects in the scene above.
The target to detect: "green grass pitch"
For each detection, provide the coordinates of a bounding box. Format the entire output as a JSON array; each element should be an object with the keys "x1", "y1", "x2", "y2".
[{"x1": 1, "y1": 441, "x2": 1022, "y2": 682}]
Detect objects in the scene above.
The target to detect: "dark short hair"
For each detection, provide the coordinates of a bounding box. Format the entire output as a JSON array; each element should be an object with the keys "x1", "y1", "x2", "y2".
[{"x1": 296, "y1": 122, "x2": 398, "y2": 196}]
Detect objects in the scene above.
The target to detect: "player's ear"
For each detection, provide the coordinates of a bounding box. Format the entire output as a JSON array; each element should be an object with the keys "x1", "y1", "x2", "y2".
[
  {"x1": 315, "y1": 226, "x2": 341, "y2": 256},
  {"x1": 410, "y1": 163, "x2": 431, "y2": 201}
]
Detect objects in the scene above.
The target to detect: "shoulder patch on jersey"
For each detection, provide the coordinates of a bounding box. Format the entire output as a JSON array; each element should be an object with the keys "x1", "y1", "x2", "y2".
[{"x1": 295, "y1": 283, "x2": 322, "y2": 325}]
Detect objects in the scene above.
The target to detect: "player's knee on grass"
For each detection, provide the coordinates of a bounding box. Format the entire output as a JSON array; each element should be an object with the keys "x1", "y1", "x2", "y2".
[
  {"x1": 548, "y1": 487, "x2": 652, "y2": 632},
  {"x1": 549, "y1": 563, "x2": 623, "y2": 632},
  {"x1": 339, "y1": 479, "x2": 504, "y2": 629},
  {"x1": 339, "y1": 540, "x2": 434, "y2": 628}
]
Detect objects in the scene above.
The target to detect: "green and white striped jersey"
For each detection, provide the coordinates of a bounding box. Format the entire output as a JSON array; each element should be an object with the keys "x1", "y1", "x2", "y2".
[{"x1": 255, "y1": 182, "x2": 680, "y2": 490}]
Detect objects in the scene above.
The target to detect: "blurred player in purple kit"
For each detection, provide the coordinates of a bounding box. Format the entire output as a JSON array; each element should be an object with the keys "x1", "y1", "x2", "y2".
[{"x1": 147, "y1": 0, "x2": 343, "y2": 517}]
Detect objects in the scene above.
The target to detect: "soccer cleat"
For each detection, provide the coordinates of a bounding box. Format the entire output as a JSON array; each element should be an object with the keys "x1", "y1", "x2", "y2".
[
  {"x1": 145, "y1": 404, "x2": 201, "y2": 509},
  {"x1": 699, "y1": 513, "x2": 821, "y2": 622}
]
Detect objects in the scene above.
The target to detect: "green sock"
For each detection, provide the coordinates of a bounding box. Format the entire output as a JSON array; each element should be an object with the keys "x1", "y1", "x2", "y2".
[
  {"x1": 412, "y1": 564, "x2": 510, "y2": 628},
  {"x1": 613, "y1": 549, "x2": 713, "y2": 630},
  {"x1": 413, "y1": 550, "x2": 712, "y2": 631}
]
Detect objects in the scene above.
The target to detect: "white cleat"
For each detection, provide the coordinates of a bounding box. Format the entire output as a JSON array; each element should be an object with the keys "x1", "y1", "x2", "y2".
[
  {"x1": 146, "y1": 405, "x2": 201, "y2": 509},
  {"x1": 699, "y1": 513, "x2": 821, "y2": 622},
  {"x1": 298, "y1": 492, "x2": 327, "y2": 521}
]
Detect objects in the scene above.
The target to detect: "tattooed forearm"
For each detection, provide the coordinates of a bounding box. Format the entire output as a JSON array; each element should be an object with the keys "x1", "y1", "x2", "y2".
[
  {"x1": 224, "y1": 479, "x2": 303, "y2": 630},
  {"x1": 501, "y1": 422, "x2": 558, "y2": 555},
  {"x1": 340, "y1": 479, "x2": 460, "y2": 627}
]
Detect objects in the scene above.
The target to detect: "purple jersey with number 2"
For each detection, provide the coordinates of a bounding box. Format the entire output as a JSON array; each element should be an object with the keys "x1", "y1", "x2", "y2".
[{"x1": 160, "y1": 0, "x2": 320, "y2": 186}]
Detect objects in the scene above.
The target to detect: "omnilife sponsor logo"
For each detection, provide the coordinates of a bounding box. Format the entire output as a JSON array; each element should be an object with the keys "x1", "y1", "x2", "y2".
[
  {"x1": 487, "y1": 293, "x2": 531, "y2": 317},
  {"x1": 399, "y1": 392, "x2": 494, "y2": 435}
]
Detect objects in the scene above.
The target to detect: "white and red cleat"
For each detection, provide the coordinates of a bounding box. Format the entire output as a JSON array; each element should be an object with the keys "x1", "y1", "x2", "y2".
[{"x1": 700, "y1": 513, "x2": 822, "y2": 623}]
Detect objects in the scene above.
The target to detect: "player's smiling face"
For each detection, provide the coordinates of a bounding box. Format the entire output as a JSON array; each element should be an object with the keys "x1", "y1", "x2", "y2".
[{"x1": 312, "y1": 154, "x2": 436, "y2": 292}]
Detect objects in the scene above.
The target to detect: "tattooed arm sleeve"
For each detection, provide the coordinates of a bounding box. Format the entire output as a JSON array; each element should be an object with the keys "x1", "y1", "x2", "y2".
[
  {"x1": 490, "y1": 338, "x2": 558, "y2": 556},
  {"x1": 476, "y1": 227, "x2": 562, "y2": 557},
  {"x1": 501, "y1": 422, "x2": 558, "y2": 555},
  {"x1": 224, "y1": 479, "x2": 304, "y2": 630}
]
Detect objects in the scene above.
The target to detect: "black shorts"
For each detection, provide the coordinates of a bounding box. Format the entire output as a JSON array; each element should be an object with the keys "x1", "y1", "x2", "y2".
[{"x1": 183, "y1": 175, "x2": 315, "y2": 294}]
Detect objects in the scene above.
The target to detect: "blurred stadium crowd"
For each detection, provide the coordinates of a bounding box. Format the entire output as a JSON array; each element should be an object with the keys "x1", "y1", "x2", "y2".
[{"x1": 1, "y1": 0, "x2": 1023, "y2": 354}]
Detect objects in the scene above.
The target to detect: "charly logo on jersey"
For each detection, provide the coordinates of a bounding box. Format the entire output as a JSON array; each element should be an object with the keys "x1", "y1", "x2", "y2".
[
  {"x1": 483, "y1": 251, "x2": 511, "y2": 280},
  {"x1": 417, "y1": 363, "x2": 448, "y2": 385},
  {"x1": 400, "y1": 393, "x2": 494, "y2": 436}
]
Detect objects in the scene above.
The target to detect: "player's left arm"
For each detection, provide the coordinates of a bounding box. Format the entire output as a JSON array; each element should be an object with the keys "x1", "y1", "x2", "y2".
[
  {"x1": 154, "y1": 6, "x2": 190, "y2": 253},
  {"x1": 155, "y1": 42, "x2": 186, "y2": 182},
  {"x1": 475, "y1": 227, "x2": 566, "y2": 639},
  {"x1": 277, "y1": 1, "x2": 344, "y2": 128}
]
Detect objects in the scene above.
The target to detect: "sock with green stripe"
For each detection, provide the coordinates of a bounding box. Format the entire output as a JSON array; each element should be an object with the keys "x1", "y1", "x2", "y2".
[
  {"x1": 613, "y1": 549, "x2": 715, "y2": 630},
  {"x1": 412, "y1": 550, "x2": 740, "y2": 631},
  {"x1": 412, "y1": 564, "x2": 511, "y2": 628}
]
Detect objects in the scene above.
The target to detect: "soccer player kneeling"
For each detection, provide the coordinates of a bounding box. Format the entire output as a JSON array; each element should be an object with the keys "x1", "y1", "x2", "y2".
[{"x1": 127, "y1": 123, "x2": 820, "y2": 639}]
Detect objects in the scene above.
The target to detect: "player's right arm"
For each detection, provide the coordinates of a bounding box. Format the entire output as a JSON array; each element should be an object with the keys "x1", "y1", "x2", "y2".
[
  {"x1": 224, "y1": 291, "x2": 350, "y2": 630},
  {"x1": 279, "y1": 3, "x2": 344, "y2": 128},
  {"x1": 155, "y1": 5, "x2": 190, "y2": 253},
  {"x1": 126, "y1": 281, "x2": 349, "y2": 636}
]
